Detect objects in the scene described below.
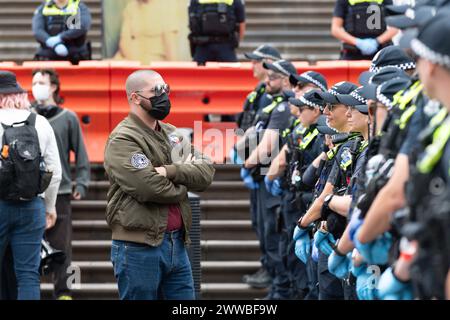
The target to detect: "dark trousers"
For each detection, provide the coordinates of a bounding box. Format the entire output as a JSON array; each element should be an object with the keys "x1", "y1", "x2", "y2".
[
  {"x1": 35, "y1": 45, "x2": 90, "y2": 65},
  {"x1": 280, "y1": 191, "x2": 309, "y2": 298},
  {"x1": 317, "y1": 251, "x2": 345, "y2": 300},
  {"x1": 250, "y1": 189, "x2": 267, "y2": 270},
  {"x1": 256, "y1": 182, "x2": 290, "y2": 298},
  {"x1": 193, "y1": 42, "x2": 237, "y2": 65},
  {"x1": 45, "y1": 194, "x2": 72, "y2": 298}
]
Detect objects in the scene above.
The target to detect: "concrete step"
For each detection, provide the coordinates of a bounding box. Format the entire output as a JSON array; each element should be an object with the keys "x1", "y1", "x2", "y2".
[
  {"x1": 72, "y1": 240, "x2": 261, "y2": 261},
  {"x1": 41, "y1": 260, "x2": 261, "y2": 284},
  {"x1": 72, "y1": 198, "x2": 251, "y2": 221},
  {"x1": 80, "y1": 180, "x2": 249, "y2": 201},
  {"x1": 72, "y1": 220, "x2": 256, "y2": 241},
  {"x1": 41, "y1": 282, "x2": 268, "y2": 300}
]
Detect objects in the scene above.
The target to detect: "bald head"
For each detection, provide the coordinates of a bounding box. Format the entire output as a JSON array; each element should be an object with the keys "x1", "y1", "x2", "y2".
[{"x1": 125, "y1": 70, "x2": 163, "y2": 98}]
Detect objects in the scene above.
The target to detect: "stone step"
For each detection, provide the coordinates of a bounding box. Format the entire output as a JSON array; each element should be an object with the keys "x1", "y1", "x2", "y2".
[
  {"x1": 79, "y1": 180, "x2": 249, "y2": 201},
  {"x1": 72, "y1": 220, "x2": 256, "y2": 241},
  {"x1": 41, "y1": 260, "x2": 261, "y2": 284},
  {"x1": 40, "y1": 282, "x2": 268, "y2": 300},
  {"x1": 72, "y1": 240, "x2": 261, "y2": 261},
  {"x1": 72, "y1": 198, "x2": 251, "y2": 221}
]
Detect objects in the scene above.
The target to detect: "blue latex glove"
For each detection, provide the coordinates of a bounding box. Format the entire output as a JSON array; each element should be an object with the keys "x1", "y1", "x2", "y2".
[
  {"x1": 328, "y1": 251, "x2": 352, "y2": 280},
  {"x1": 295, "y1": 237, "x2": 311, "y2": 264},
  {"x1": 365, "y1": 38, "x2": 379, "y2": 55},
  {"x1": 354, "y1": 229, "x2": 392, "y2": 265},
  {"x1": 378, "y1": 267, "x2": 413, "y2": 300},
  {"x1": 355, "y1": 38, "x2": 379, "y2": 56},
  {"x1": 54, "y1": 44, "x2": 69, "y2": 57},
  {"x1": 352, "y1": 263, "x2": 379, "y2": 300},
  {"x1": 293, "y1": 225, "x2": 311, "y2": 264},
  {"x1": 293, "y1": 225, "x2": 308, "y2": 241},
  {"x1": 264, "y1": 175, "x2": 273, "y2": 192},
  {"x1": 46, "y1": 35, "x2": 62, "y2": 48},
  {"x1": 348, "y1": 207, "x2": 363, "y2": 243},
  {"x1": 313, "y1": 230, "x2": 336, "y2": 256},
  {"x1": 270, "y1": 178, "x2": 283, "y2": 196},
  {"x1": 243, "y1": 175, "x2": 259, "y2": 190},
  {"x1": 229, "y1": 147, "x2": 243, "y2": 164},
  {"x1": 311, "y1": 243, "x2": 319, "y2": 262},
  {"x1": 240, "y1": 167, "x2": 249, "y2": 180}
]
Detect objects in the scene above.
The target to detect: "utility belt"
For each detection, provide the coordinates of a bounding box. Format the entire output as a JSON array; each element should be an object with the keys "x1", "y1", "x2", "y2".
[
  {"x1": 189, "y1": 33, "x2": 236, "y2": 45},
  {"x1": 341, "y1": 41, "x2": 392, "y2": 56}
]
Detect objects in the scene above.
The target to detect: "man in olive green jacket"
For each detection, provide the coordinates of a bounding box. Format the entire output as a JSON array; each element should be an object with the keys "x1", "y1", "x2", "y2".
[{"x1": 104, "y1": 70, "x2": 215, "y2": 300}]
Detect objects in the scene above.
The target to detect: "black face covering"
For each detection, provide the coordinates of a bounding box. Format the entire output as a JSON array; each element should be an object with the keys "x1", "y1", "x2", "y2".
[
  {"x1": 138, "y1": 93, "x2": 171, "y2": 121},
  {"x1": 33, "y1": 103, "x2": 61, "y2": 119}
]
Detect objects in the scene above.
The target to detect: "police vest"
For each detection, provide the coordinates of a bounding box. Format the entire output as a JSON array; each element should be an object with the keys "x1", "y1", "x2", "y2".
[
  {"x1": 344, "y1": 0, "x2": 387, "y2": 38},
  {"x1": 237, "y1": 83, "x2": 266, "y2": 131},
  {"x1": 189, "y1": 0, "x2": 237, "y2": 38},
  {"x1": 41, "y1": 0, "x2": 85, "y2": 46},
  {"x1": 284, "y1": 124, "x2": 320, "y2": 192},
  {"x1": 253, "y1": 95, "x2": 286, "y2": 132},
  {"x1": 379, "y1": 81, "x2": 424, "y2": 159}
]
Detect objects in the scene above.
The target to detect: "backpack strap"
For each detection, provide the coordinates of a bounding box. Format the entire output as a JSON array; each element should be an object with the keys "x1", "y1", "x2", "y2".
[{"x1": 26, "y1": 112, "x2": 37, "y2": 127}]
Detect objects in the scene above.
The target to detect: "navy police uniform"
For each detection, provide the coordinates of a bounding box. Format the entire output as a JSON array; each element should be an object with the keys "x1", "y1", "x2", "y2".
[
  {"x1": 189, "y1": 0, "x2": 245, "y2": 65},
  {"x1": 333, "y1": 0, "x2": 393, "y2": 60},
  {"x1": 32, "y1": 0, "x2": 92, "y2": 64}
]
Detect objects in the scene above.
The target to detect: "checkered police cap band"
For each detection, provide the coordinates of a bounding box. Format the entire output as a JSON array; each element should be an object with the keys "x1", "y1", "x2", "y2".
[
  {"x1": 350, "y1": 90, "x2": 368, "y2": 104},
  {"x1": 329, "y1": 89, "x2": 339, "y2": 96},
  {"x1": 370, "y1": 62, "x2": 416, "y2": 73},
  {"x1": 252, "y1": 48, "x2": 281, "y2": 61},
  {"x1": 411, "y1": 38, "x2": 450, "y2": 69},
  {"x1": 300, "y1": 95, "x2": 322, "y2": 109},
  {"x1": 273, "y1": 61, "x2": 291, "y2": 76},
  {"x1": 301, "y1": 72, "x2": 327, "y2": 92},
  {"x1": 376, "y1": 85, "x2": 395, "y2": 110}
]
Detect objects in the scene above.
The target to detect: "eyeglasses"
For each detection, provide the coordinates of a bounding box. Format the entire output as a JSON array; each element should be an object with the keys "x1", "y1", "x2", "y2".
[
  {"x1": 135, "y1": 83, "x2": 170, "y2": 97},
  {"x1": 325, "y1": 103, "x2": 339, "y2": 112}
]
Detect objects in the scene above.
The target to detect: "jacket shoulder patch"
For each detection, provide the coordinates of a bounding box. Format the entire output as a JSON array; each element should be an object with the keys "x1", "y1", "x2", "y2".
[{"x1": 131, "y1": 153, "x2": 150, "y2": 169}]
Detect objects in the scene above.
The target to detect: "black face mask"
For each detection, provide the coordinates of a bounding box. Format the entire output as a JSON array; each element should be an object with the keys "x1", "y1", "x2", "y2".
[{"x1": 138, "y1": 93, "x2": 171, "y2": 121}]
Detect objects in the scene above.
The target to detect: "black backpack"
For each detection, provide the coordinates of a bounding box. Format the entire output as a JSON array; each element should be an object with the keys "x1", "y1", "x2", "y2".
[{"x1": 0, "y1": 113, "x2": 52, "y2": 201}]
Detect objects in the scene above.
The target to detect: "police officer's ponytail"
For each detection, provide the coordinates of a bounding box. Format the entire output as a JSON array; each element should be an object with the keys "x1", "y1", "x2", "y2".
[{"x1": 32, "y1": 68, "x2": 64, "y2": 105}]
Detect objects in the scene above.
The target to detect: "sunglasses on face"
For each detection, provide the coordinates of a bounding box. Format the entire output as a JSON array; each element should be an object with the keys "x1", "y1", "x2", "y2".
[
  {"x1": 325, "y1": 103, "x2": 341, "y2": 112},
  {"x1": 135, "y1": 83, "x2": 171, "y2": 97}
]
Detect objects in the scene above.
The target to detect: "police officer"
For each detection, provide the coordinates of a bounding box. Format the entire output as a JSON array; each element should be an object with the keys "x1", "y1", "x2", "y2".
[
  {"x1": 326, "y1": 76, "x2": 414, "y2": 300},
  {"x1": 236, "y1": 45, "x2": 282, "y2": 133},
  {"x1": 242, "y1": 60, "x2": 297, "y2": 299},
  {"x1": 237, "y1": 45, "x2": 282, "y2": 287},
  {"x1": 32, "y1": 0, "x2": 92, "y2": 64},
  {"x1": 331, "y1": 0, "x2": 398, "y2": 60},
  {"x1": 188, "y1": 0, "x2": 246, "y2": 65},
  {"x1": 377, "y1": 10, "x2": 450, "y2": 300}
]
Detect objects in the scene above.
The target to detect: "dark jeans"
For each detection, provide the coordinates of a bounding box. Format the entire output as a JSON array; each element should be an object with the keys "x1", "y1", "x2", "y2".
[
  {"x1": 193, "y1": 42, "x2": 237, "y2": 65},
  {"x1": 0, "y1": 198, "x2": 46, "y2": 300},
  {"x1": 256, "y1": 182, "x2": 290, "y2": 298},
  {"x1": 45, "y1": 194, "x2": 72, "y2": 298},
  {"x1": 1, "y1": 245, "x2": 17, "y2": 300},
  {"x1": 111, "y1": 230, "x2": 195, "y2": 300}
]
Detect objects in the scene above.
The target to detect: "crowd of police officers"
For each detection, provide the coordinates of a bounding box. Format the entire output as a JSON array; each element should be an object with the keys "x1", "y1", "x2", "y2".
[{"x1": 234, "y1": 0, "x2": 450, "y2": 300}]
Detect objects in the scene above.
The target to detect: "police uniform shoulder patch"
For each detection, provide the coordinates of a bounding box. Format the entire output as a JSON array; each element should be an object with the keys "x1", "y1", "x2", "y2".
[
  {"x1": 277, "y1": 104, "x2": 286, "y2": 112},
  {"x1": 340, "y1": 147, "x2": 352, "y2": 170},
  {"x1": 131, "y1": 153, "x2": 150, "y2": 169}
]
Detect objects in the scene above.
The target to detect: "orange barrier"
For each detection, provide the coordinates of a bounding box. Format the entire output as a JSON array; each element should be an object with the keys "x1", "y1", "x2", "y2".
[{"x1": 0, "y1": 60, "x2": 372, "y2": 162}]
